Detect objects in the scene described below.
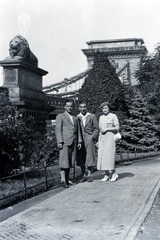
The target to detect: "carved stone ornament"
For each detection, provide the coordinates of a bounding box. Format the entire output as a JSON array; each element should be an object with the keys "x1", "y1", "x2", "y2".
[
  {"x1": 6, "y1": 34, "x2": 38, "y2": 66},
  {"x1": 4, "y1": 69, "x2": 16, "y2": 83},
  {"x1": 8, "y1": 89, "x2": 18, "y2": 98}
]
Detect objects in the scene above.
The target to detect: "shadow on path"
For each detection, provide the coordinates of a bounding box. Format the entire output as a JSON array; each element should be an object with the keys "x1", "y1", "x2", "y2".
[
  {"x1": 90, "y1": 171, "x2": 135, "y2": 181},
  {"x1": 118, "y1": 172, "x2": 135, "y2": 180}
]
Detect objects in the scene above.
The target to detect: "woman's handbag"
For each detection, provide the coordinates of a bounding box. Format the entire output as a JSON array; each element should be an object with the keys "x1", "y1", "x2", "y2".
[{"x1": 114, "y1": 132, "x2": 121, "y2": 142}]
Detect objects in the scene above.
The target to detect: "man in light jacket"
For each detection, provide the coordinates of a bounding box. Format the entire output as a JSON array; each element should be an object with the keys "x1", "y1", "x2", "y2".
[{"x1": 55, "y1": 99, "x2": 82, "y2": 188}]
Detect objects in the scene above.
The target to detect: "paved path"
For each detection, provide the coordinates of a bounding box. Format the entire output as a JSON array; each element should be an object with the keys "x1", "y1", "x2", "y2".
[{"x1": 0, "y1": 158, "x2": 160, "y2": 240}]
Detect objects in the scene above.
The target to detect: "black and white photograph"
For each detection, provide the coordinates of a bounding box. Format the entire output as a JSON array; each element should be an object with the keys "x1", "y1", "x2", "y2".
[{"x1": 0, "y1": 0, "x2": 160, "y2": 239}]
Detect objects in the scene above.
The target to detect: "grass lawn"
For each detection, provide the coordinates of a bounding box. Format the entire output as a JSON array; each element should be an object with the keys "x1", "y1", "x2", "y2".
[{"x1": 0, "y1": 164, "x2": 81, "y2": 210}]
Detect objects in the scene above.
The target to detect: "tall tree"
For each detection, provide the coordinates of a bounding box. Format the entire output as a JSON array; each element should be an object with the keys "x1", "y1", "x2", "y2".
[
  {"x1": 78, "y1": 52, "x2": 128, "y2": 121},
  {"x1": 135, "y1": 44, "x2": 160, "y2": 119},
  {"x1": 119, "y1": 91, "x2": 160, "y2": 152}
]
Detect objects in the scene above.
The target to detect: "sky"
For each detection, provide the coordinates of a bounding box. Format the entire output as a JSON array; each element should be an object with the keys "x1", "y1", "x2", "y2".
[{"x1": 0, "y1": 0, "x2": 160, "y2": 87}]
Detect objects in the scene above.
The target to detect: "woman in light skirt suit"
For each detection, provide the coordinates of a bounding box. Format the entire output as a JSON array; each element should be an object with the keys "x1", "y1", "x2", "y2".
[{"x1": 97, "y1": 102, "x2": 120, "y2": 181}]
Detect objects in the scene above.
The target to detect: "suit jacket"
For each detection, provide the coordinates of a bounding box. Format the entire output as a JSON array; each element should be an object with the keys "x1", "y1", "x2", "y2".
[
  {"x1": 78, "y1": 113, "x2": 99, "y2": 143},
  {"x1": 55, "y1": 111, "x2": 82, "y2": 147},
  {"x1": 77, "y1": 113, "x2": 99, "y2": 166}
]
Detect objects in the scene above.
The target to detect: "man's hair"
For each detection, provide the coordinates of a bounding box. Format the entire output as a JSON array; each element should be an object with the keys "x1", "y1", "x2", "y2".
[
  {"x1": 64, "y1": 99, "x2": 74, "y2": 106},
  {"x1": 79, "y1": 101, "x2": 87, "y2": 106}
]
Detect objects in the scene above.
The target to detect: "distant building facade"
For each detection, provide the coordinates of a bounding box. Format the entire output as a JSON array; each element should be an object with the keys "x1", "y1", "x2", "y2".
[{"x1": 82, "y1": 38, "x2": 148, "y2": 85}]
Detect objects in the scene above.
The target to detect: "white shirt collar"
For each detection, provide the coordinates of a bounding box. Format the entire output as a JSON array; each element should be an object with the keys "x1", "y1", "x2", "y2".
[
  {"x1": 78, "y1": 112, "x2": 91, "y2": 118},
  {"x1": 78, "y1": 112, "x2": 91, "y2": 126}
]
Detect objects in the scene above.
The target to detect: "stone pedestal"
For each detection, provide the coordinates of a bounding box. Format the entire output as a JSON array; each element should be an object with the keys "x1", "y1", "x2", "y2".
[
  {"x1": 0, "y1": 59, "x2": 48, "y2": 108},
  {"x1": 0, "y1": 59, "x2": 52, "y2": 133}
]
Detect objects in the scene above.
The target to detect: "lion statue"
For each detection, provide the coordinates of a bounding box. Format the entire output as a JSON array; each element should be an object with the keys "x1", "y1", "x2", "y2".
[{"x1": 6, "y1": 35, "x2": 38, "y2": 67}]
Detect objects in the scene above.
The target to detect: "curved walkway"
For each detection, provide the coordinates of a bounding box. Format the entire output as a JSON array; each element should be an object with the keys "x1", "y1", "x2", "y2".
[{"x1": 0, "y1": 158, "x2": 160, "y2": 240}]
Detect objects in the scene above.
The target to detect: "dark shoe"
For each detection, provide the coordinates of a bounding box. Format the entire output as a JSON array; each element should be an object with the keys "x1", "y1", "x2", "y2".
[
  {"x1": 93, "y1": 167, "x2": 98, "y2": 173},
  {"x1": 87, "y1": 178, "x2": 93, "y2": 182},
  {"x1": 80, "y1": 177, "x2": 87, "y2": 183},
  {"x1": 61, "y1": 181, "x2": 69, "y2": 188}
]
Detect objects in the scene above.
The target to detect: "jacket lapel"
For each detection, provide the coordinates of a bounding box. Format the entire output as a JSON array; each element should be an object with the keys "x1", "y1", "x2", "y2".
[
  {"x1": 78, "y1": 115, "x2": 85, "y2": 128},
  {"x1": 64, "y1": 112, "x2": 74, "y2": 125},
  {"x1": 73, "y1": 116, "x2": 76, "y2": 126},
  {"x1": 85, "y1": 115, "x2": 91, "y2": 127}
]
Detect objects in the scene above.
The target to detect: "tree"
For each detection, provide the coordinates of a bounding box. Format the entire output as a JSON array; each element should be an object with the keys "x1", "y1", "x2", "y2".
[
  {"x1": 119, "y1": 91, "x2": 160, "y2": 152},
  {"x1": 0, "y1": 89, "x2": 20, "y2": 167},
  {"x1": 78, "y1": 52, "x2": 128, "y2": 121},
  {"x1": 135, "y1": 44, "x2": 160, "y2": 119},
  {"x1": 0, "y1": 89, "x2": 58, "y2": 177}
]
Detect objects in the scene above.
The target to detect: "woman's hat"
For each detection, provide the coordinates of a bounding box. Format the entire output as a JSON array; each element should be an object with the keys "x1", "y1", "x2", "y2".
[{"x1": 100, "y1": 101, "x2": 110, "y2": 109}]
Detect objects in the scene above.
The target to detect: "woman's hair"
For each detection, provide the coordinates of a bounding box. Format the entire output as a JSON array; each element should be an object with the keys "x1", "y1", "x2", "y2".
[{"x1": 100, "y1": 101, "x2": 110, "y2": 109}]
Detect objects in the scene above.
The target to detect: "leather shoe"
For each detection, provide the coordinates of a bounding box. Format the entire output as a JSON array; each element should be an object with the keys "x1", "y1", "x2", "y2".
[
  {"x1": 61, "y1": 181, "x2": 69, "y2": 188},
  {"x1": 66, "y1": 180, "x2": 75, "y2": 186},
  {"x1": 87, "y1": 178, "x2": 93, "y2": 182},
  {"x1": 80, "y1": 177, "x2": 87, "y2": 183},
  {"x1": 109, "y1": 173, "x2": 118, "y2": 182},
  {"x1": 101, "y1": 175, "x2": 109, "y2": 182}
]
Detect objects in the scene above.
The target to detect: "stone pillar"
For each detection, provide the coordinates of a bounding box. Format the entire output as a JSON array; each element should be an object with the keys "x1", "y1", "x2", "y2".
[
  {"x1": 0, "y1": 59, "x2": 48, "y2": 108},
  {"x1": 0, "y1": 59, "x2": 50, "y2": 132}
]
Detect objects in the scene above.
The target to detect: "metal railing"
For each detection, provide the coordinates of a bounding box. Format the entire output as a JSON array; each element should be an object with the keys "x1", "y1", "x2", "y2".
[
  {"x1": 0, "y1": 163, "x2": 81, "y2": 209},
  {"x1": 116, "y1": 148, "x2": 160, "y2": 163},
  {"x1": 0, "y1": 148, "x2": 159, "y2": 209}
]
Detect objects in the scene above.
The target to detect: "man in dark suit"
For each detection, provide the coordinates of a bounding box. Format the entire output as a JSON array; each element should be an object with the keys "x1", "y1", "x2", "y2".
[
  {"x1": 55, "y1": 99, "x2": 82, "y2": 188},
  {"x1": 77, "y1": 101, "x2": 99, "y2": 182}
]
